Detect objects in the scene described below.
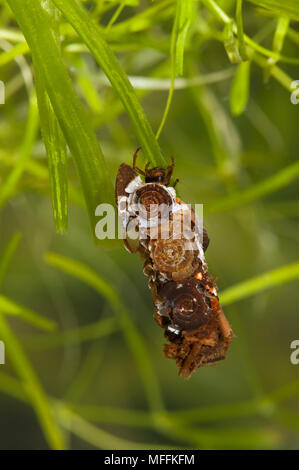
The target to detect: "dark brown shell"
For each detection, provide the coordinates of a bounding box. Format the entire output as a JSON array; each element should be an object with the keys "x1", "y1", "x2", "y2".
[
  {"x1": 133, "y1": 183, "x2": 173, "y2": 221},
  {"x1": 157, "y1": 278, "x2": 214, "y2": 331},
  {"x1": 115, "y1": 163, "x2": 136, "y2": 205}
]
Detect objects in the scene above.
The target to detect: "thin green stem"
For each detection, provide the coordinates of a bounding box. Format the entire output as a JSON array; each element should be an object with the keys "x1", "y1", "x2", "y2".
[
  {"x1": 45, "y1": 252, "x2": 164, "y2": 413},
  {"x1": 52, "y1": 0, "x2": 165, "y2": 167},
  {"x1": 0, "y1": 314, "x2": 65, "y2": 449},
  {"x1": 220, "y1": 261, "x2": 299, "y2": 306},
  {"x1": 106, "y1": 1, "x2": 127, "y2": 31},
  {"x1": 236, "y1": 0, "x2": 247, "y2": 60}
]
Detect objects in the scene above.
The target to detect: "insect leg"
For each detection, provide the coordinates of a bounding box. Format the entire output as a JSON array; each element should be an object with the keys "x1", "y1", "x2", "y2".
[
  {"x1": 133, "y1": 147, "x2": 145, "y2": 176},
  {"x1": 165, "y1": 156, "x2": 175, "y2": 185}
]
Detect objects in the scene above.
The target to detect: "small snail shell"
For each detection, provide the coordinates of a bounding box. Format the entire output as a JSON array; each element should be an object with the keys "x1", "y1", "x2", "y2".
[
  {"x1": 149, "y1": 235, "x2": 201, "y2": 282},
  {"x1": 131, "y1": 183, "x2": 173, "y2": 223},
  {"x1": 157, "y1": 279, "x2": 214, "y2": 331}
]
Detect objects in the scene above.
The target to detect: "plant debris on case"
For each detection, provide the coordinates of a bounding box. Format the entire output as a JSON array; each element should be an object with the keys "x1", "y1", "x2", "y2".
[{"x1": 116, "y1": 149, "x2": 233, "y2": 379}]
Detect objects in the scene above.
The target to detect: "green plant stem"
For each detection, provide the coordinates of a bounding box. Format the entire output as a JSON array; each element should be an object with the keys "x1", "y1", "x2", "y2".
[
  {"x1": 106, "y1": 1, "x2": 127, "y2": 31},
  {"x1": 52, "y1": 0, "x2": 165, "y2": 167},
  {"x1": 24, "y1": 317, "x2": 118, "y2": 350},
  {"x1": 0, "y1": 314, "x2": 65, "y2": 449},
  {"x1": 7, "y1": 0, "x2": 114, "y2": 234},
  {"x1": 45, "y1": 252, "x2": 164, "y2": 413},
  {"x1": 0, "y1": 233, "x2": 21, "y2": 288},
  {"x1": 0, "y1": 91, "x2": 38, "y2": 208},
  {"x1": 207, "y1": 160, "x2": 299, "y2": 214},
  {"x1": 236, "y1": 0, "x2": 247, "y2": 60},
  {"x1": 201, "y1": 0, "x2": 299, "y2": 75},
  {"x1": 220, "y1": 261, "x2": 299, "y2": 306}
]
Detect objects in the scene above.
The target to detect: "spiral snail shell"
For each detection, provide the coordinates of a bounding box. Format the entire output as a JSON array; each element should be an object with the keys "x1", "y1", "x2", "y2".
[
  {"x1": 157, "y1": 279, "x2": 214, "y2": 331},
  {"x1": 149, "y1": 235, "x2": 201, "y2": 282},
  {"x1": 131, "y1": 183, "x2": 174, "y2": 224}
]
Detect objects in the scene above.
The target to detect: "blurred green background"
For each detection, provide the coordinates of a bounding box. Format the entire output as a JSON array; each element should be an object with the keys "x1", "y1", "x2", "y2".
[{"x1": 0, "y1": 0, "x2": 299, "y2": 450}]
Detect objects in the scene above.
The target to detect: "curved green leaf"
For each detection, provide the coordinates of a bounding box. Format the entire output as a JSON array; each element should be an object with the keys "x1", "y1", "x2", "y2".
[
  {"x1": 52, "y1": 0, "x2": 165, "y2": 167},
  {"x1": 7, "y1": 0, "x2": 113, "y2": 233}
]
